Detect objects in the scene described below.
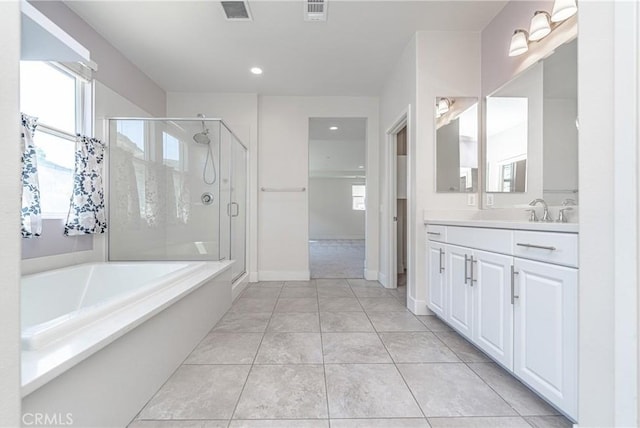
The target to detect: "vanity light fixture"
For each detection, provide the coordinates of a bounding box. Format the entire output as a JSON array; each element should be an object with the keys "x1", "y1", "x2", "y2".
[
  {"x1": 509, "y1": 30, "x2": 529, "y2": 57},
  {"x1": 529, "y1": 11, "x2": 551, "y2": 41},
  {"x1": 551, "y1": 0, "x2": 577, "y2": 22},
  {"x1": 436, "y1": 97, "x2": 453, "y2": 117}
]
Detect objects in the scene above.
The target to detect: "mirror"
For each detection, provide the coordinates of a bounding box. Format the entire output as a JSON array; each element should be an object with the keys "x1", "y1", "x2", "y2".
[
  {"x1": 484, "y1": 39, "x2": 578, "y2": 205},
  {"x1": 435, "y1": 97, "x2": 479, "y2": 193}
]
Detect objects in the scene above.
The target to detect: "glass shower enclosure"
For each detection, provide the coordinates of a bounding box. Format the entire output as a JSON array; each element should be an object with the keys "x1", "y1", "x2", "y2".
[{"x1": 107, "y1": 118, "x2": 247, "y2": 282}]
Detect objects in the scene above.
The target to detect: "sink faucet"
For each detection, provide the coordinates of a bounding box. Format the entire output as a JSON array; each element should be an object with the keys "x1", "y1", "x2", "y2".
[
  {"x1": 557, "y1": 198, "x2": 577, "y2": 223},
  {"x1": 529, "y1": 199, "x2": 552, "y2": 222}
]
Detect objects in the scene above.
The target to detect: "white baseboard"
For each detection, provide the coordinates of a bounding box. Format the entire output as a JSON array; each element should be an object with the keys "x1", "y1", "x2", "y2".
[
  {"x1": 259, "y1": 270, "x2": 310, "y2": 281},
  {"x1": 378, "y1": 271, "x2": 389, "y2": 288},
  {"x1": 232, "y1": 274, "x2": 249, "y2": 301},
  {"x1": 364, "y1": 269, "x2": 378, "y2": 281},
  {"x1": 249, "y1": 271, "x2": 259, "y2": 283},
  {"x1": 407, "y1": 295, "x2": 430, "y2": 315}
]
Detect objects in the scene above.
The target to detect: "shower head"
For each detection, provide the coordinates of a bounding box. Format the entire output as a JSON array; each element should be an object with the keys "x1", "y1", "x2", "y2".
[
  {"x1": 193, "y1": 113, "x2": 211, "y2": 145},
  {"x1": 193, "y1": 130, "x2": 210, "y2": 145}
]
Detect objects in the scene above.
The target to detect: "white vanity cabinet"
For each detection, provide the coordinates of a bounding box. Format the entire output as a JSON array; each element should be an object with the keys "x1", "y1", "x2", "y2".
[{"x1": 425, "y1": 223, "x2": 578, "y2": 421}]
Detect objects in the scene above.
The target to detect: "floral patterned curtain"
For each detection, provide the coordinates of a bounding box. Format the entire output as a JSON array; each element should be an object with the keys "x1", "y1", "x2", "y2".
[
  {"x1": 64, "y1": 135, "x2": 107, "y2": 236},
  {"x1": 21, "y1": 113, "x2": 42, "y2": 238}
]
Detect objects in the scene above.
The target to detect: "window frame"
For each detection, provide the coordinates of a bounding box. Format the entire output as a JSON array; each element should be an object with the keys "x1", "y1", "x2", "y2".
[{"x1": 20, "y1": 61, "x2": 93, "y2": 218}]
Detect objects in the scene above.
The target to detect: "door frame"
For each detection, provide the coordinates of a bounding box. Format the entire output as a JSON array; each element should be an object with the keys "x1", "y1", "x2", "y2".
[{"x1": 384, "y1": 106, "x2": 411, "y2": 289}]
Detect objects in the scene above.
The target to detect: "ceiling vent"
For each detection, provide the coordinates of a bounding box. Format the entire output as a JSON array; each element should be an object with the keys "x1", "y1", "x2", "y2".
[
  {"x1": 221, "y1": 1, "x2": 252, "y2": 21},
  {"x1": 304, "y1": 0, "x2": 327, "y2": 21}
]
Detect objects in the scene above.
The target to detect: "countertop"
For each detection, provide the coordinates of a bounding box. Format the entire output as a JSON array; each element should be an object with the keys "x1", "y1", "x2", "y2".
[{"x1": 424, "y1": 218, "x2": 578, "y2": 233}]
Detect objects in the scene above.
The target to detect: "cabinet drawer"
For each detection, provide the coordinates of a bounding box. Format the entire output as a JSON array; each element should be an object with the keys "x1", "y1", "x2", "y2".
[
  {"x1": 426, "y1": 224, "x2": 447, "y2": 242},
  {"x1": 513, "y1": 231, "x2": 578, "y2": 267},
  {"x1": 446, "y1": 226, "x2": 512, "y2": 255}
]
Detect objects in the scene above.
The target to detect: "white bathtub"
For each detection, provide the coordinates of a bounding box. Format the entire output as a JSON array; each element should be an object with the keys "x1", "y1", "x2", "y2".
[
  {"x1": 21, "y1": 262, "x2": 202, "y2": 351},
  {"x1": 21, "y1": 260, "x2": 233, "y2": 423}
]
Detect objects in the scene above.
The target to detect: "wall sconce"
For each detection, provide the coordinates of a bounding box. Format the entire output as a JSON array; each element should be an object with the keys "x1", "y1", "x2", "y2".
[
  {"x1": 508, "y1": 0, "x2": 577, "y2": 57},
  {"x1": 436, "y1": 97, "x2": 453, "y2": 118}
]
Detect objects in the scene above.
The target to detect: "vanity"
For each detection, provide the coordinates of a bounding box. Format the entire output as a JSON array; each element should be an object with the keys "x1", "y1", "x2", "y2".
[{"x1": 427, "y1": 32, "x2": 578, "y2": 421}]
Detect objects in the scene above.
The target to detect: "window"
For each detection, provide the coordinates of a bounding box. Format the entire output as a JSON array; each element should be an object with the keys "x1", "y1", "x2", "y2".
[
  {"x1": 352, "y1": 184, "x2": 366, "y2": 211},
  {"x1": 20, "y1": 61, "x2": 91, "y2": 217}
]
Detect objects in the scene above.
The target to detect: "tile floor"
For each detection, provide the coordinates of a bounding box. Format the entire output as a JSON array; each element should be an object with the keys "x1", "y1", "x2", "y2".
[
  {"x1": 309, "y1": 240, "x2": 365, "y2": 279},
  {"x1": 129, "y1": 279, "x2": 573, "y2": 428}
]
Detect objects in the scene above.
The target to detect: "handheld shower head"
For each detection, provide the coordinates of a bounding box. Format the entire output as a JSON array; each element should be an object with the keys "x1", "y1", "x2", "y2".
[
  {"x1": 194, "y1": 113, "x2": 217, "y2": 185},
  {"x1": 193, "y1": 113, "x2": 211, "y2": 145}
]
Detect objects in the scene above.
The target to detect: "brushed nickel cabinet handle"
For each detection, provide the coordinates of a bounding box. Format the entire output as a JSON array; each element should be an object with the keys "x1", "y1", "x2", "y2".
[
  {"x1": 439, "y1": 248, "x2": 444, "y2": 273},
  {"x1": 516, "y1": 243, "x2": 557, "y2": 251},
  {"x1": 464, "y1": 254, "x2": 469, "y2": 284},
  {"x1": 471, "y1": 257, "x2": 477, "y2": 285},
  {"x1": 427, "y1": 231, "x2": 441, "y2": 236},
  {"x1": 510, "y1": 265, "x2": 519, "y2": 304}
]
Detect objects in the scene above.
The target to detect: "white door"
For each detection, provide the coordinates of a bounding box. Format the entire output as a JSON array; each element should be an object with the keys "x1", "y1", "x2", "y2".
[
  {"x1": 473, "y1": 249, "x2": 514, "y2": 370},
  {"x1": 427, "y1": 241, "x2": 446, "y2": 318},
  {"x1": 445, "y1": 244, "x2": 473, "y2": 339},
  {"x1": 513, "y1": 258, "x2": 578, "y2": 420}
]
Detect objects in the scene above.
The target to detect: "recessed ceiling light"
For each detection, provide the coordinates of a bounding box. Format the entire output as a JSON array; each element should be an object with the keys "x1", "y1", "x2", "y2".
[
  {"x1": 250, "y1": 67, "x2": 263, "y2": 75},
  {"x1": 358, "y1": 165, "x2": 364, "y2": 169},
  {"x1": 329, "y1": 126, "x2": 338, "y2": 131}
]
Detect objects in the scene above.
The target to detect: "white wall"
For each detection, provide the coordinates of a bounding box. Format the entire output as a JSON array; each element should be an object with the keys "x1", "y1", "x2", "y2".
[
  {"x1": 0, "y1": 2, "x2": 22, "y2": 425},
  {"x1": 309, "y1": 178, "x2": 366, "y2": 240},
  {"x1": 167, "y1": 92, "x2": 259, "y2": 282},
  {"x1": 258, "y1": 96, "x2": 379, "y2": 281}
]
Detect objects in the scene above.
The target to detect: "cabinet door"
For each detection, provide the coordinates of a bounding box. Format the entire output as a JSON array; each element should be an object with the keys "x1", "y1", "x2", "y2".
[
  {"x1": 427, "y1": 242, "x2": 446, "y2": 318},
  {"x1": 472, "y1": 249, "x2": 513, "y2": 370},
  {"x1": 513, "y1": 258, "x2": 578, "y2": 420},
  {"x1": 445, "y1": 244, "x2": 473, "y2": 339}
]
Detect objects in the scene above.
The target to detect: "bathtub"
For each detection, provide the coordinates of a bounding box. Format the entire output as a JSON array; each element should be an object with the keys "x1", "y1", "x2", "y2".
[{"x1": 22, "y1": 260, "x2": 233, "y2": 427}]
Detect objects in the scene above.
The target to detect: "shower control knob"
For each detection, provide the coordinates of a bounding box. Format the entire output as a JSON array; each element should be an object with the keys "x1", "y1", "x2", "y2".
[{"x1": 201, "y1": 192, "x2": 214, "y2": 205}]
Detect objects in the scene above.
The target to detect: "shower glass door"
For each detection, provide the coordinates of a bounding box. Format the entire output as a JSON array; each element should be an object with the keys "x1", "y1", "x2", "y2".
[
  {"x1": 108, "y1": 118, "x2": 223, "y2": 261},
  {"x1": 230, "y1": 135, "x2": 247, "y2": 281}
]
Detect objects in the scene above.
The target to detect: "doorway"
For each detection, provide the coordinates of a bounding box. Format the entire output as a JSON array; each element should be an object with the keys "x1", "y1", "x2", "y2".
[
  {"x1": 308, "y1": 118, "x2": 367, "y2": 278},
  {"x1": 396, "y1": 126, "x2": 408, "y2": 288}
]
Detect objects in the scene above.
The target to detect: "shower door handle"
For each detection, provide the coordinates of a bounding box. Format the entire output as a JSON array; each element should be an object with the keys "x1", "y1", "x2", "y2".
[{"x1": 231, "y1": 202, "x2": 240, "y2": 217}]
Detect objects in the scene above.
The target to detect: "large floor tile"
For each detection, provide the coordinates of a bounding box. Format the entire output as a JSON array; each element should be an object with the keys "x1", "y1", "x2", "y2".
[
  {"x1": 434, "y1": 331, "x2": 491, "y2": 362},
  {"x1": 317, "y1": 286, "x2": 355, "y2": 298},
  {"x1": 525, "y1": 416, "x2": 573, "y2": 428},
  {"x1": 319, "y1": 297, "x2": 363, "y2": 312},
  {"x1": 255, "y1": 332, "x2": 323, "y2": 364},
  {"x1": 397, "y1": 363, "x2": 516, "y2": 417},
  {"x1": 229, "y1": 421, "x2": 329, "y2": 428},
  {"x1": 267, "y1": 312, "x2": 320, "y2": 332},
  {"x1": 347, "y1": 279, "x2": 383, "y2": 287},
  {"x1": 275, "y1": 297, "x2": 319, "y2": 313},
  {"x1": 284, "y1": 280, "x2": 317, "y2": 287},
  {"x1": 325, "y1": 364, "x2": 423, "y2": 418},
  {"x1": 185, "y1": 332, "x2": 263, "y2": 364},
  {"x1": 322, "y1": 333, "x2": 391, "y2": 363},
  {"x1": 139, "y1": 365, "x2": 250, "y2": 420},
  {"x1": 280, "y1": 287, "x2": 318, "y2": 298},
  {"x1": 320, "y1": 312, "x2": 374, "y2": 332},
  {"x1": 330, "y1": 419, "x2": 430, "y2": 428},
  {"x1": 234, "y1": 365, "x2": 327, "y2": 419},
  {"x1": 358, "y1": 297, "x2": 407, "y2": 312},
  {"x1": 367, "y1": 311, "x2": 428, "y2": 332},
  {"x1": 230, "y1": 297, "x2": 278, "y2": 313},
  {"x1": 213, "y1": 312, "x2": 272, "y2": 333},
  {"x1": 241, "y1": 287, "x2": 282, "y2": 299},
  {"x1": 316, "y1": 279, "x2": 350, "y2": 287},
  {"x1": 379, "y1": 332, "x2": 460, "y2": 363},
  {"x1": 428, "y1": 417, "x2": 531, "y2": 427},
  {"x1": 417, "y1": 315, "x2": 454, "y2": 332},
  {"x1": 129, "y1": 421, "x2": 228, "y2": 428},
  {"x1": 351, "y1": 286, "x2": 392, "y2": 298},
  {"x1": 469, "y1": 363, "x2": 560, "y2": 416},
  {"x1": 252, "y1": 281, "x2": 284, "y2": 288}
]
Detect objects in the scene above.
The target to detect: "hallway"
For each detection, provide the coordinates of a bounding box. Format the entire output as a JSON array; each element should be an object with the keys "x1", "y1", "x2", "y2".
[{"x1": 129, "y1": 279, "x2": 571, "y2": 427}]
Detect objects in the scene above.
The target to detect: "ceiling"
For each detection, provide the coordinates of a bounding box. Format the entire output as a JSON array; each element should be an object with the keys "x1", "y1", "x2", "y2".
[
  {"x1": 309, "y1": 118, "x2": 366, "y2": 177},
  {"x1": 65, "y1": 0, "x2": 506, "y2": 96}
]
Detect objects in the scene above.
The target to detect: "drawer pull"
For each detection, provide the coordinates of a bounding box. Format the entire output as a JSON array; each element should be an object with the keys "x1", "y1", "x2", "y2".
[
  {"x1": 510, "y1": 265, "x2": 519, "y2": 305},
  {"x1": 516, "y1": 243, "x2": 557, "y2": 251},
  {"x1": 427, "y1": 231, "x2": 441, "y2": 236},
  {"x1": 439, "y1": 248, "x2": 444, "y2": 273}
]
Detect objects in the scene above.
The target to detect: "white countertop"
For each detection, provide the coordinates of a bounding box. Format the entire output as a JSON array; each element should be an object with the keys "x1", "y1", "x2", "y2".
[{"x1": 424, "y1": 218, "x2": 578, "y2": 233}]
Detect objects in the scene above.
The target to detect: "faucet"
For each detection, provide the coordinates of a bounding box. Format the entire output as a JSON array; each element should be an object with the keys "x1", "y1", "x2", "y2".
[
  {"x1": 557, "y1": 198, "x2": 577, "y2": 223},
  {"x1": 529, "y1": 198, "x2": 552, "y2": 222}
]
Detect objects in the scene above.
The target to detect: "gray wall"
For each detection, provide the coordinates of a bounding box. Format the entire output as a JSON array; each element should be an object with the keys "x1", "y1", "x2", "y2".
[
  {"x1": 0, "y1": 2, "x2": 22, "y2": 425},
  {"x1": 31, "y1": 1, "x2": 166, "y2": 117}
]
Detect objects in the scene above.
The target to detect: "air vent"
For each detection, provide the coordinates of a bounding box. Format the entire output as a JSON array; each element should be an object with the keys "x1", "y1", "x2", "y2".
[
  {"x1": 221, "y1": 1, "x2": 252, "y2": 21},
  {"x1": 304, "y1": 0, "x2": 327, "y2": 21}
]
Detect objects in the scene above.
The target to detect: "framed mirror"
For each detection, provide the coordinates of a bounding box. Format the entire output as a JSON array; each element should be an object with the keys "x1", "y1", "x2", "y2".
[
  {"x1": 435, "y1": 97, "x2": 479, "y2": 193},
  {"x1": 484, "y1": 38, "x2": 578, "y2": 205}
]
